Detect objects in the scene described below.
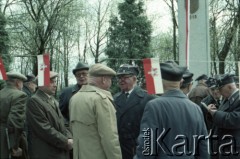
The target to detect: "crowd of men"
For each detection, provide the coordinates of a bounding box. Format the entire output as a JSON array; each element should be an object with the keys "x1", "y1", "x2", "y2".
[{"x1": 0, "y1": 61, "x2": 239, "y2": 159}]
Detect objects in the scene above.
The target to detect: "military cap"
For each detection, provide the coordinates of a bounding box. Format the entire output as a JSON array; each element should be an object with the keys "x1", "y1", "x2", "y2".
[
  {"x1": 116, "y1": 64, "x2": 139, "y2": 76},
  {"x1": 160, "y1": 61, "x2": 187, "y2": 81},
  {"x1": 195, "y1": 74, "x2": 208, "y2": 81},
  {"x1": 234, "y1": 76, "x2": 239, "y2": 84},
  {"x1": 72, "y1": 61, "x2": 89, "y2": 75},
  {"x1": 25, "y1": 74, "x2": 36, "y2": 83},
  {"x1": 205, "y1": 77, "x2": 217, "y2": 88},
  {"x1": 89, "y1": 63, "x2": 116, "y2": 77},
  {"x1": 7, "y1": 71, "x2": 27, "y2": 81},
  {"x1": 50, "y1": 71, "x2": 58, "y2": 79},
  {"x1": 182, "y1": 69, "x2": 194, "y2": 84},
  {"x1": 216, "y1": 74, "x2": 235, "y2": 88}
]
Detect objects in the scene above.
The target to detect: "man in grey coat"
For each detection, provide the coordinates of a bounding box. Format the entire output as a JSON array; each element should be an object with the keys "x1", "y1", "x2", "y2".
[{"x1": 135, "y1": 61, "x2": 209, "y2": 159}]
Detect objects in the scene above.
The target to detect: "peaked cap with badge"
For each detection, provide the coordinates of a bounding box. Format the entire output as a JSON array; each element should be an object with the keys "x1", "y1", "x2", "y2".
[
  {"x1": 195, "y1": 74, "x2": 208, "y2": 81},
  {"x1": 205, "y1": 77, "x2": 217, "y2": 88},
  {"x1": 25, "y1": 74, "x2": 36, "y2": 83},
  {"x1": 182, "y1": 69, "x2": 194, "y2": 84},
  {"x1": 116, "y1": 64, "x2": 139, "y2": 76},
  {"x1": 216, "y1": 73, "x2": 235, "y2": 88}
]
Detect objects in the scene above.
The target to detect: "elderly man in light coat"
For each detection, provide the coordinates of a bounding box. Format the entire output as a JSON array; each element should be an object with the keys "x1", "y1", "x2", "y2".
[{"x1": 70, "y1": 63, "x2": 122, "y2": 159}]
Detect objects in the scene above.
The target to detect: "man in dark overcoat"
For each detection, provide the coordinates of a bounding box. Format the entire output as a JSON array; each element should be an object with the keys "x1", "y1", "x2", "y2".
[
  {"x1": 59, "y1": 61, "x2": 89, "y2": 125},
  {"x1": 114, "y1": 64, "x2": 155, "y2": 159},
  {"x1": 135, "y1": 61, "x2": 209, "y2": 159},
  {"x1": 207, "y1": 74, "x2": 240, "y2": 159},
  {"x1": 26, "y1": 71, "x2": 73, "y2": 159},
  {"x1": 22, "y1": 74, "x2": 37, "y2": 97},
  {"x1": 0, "y1": 71, "x2": 28, "y2": 159}
]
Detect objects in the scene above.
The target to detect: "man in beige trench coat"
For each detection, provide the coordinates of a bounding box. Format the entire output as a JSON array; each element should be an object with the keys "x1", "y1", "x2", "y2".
[{"x1": 70, "y1": 63, "x2": 122, "y2": 159}]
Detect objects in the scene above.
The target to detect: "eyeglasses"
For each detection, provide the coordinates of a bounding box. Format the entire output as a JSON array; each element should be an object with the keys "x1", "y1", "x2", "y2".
[{"x1": 75, "y1": 72, "x2": 88, "y2": 77}]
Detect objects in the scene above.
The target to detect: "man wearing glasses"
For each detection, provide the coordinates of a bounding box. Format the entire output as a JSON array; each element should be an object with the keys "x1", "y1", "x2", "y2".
[
  {"x1": 59, "y1": 61, "x2": 89, "y2": 126},
  {"x1": 114, "y1": 64, "x2": 155, "y2": 159}
]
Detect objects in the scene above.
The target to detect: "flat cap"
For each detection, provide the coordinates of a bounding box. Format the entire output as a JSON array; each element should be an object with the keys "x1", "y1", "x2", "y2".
[
  {"x1": 116, "y1": 64, "x2": 139, "y2": 76},
  {"x1": 72, "y1": 61, "x2": 89, "y2": 75},
  {"x1": 50, "y1": 71, "x2": 58, "y2": 79},
  {"x1": 205, "y1": 77, "x2": 217, "y2": 88},
  {"x1": 7, "y1": 71, "x2": 27, "y2": 81},
  {"x1": 217, "y1": 74, "x2": 235, "y2": 88},
  {"x1": 195, "y1": 74, "x2": 208, "y2": 81},
  {"x1": 182, "y1": 69, "x2": 194, "y2": 84},
  {"x1": 25, "y1": 74, "x2": 36, "y2": 83},
  {"x1": 160, "y1": 61, "x2": 187, "y2": 81},
  {"x1": 89, "y1": 63, "x2": 116, "y2": 77}
]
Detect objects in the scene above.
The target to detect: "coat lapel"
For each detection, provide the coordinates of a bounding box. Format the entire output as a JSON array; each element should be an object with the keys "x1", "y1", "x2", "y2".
[{"x1": 116, "y1": 87, "x2": 144, "y2": 118}]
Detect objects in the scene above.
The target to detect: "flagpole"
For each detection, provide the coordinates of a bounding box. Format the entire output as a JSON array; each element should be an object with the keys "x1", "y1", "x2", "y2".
[{"x1": 185, "y1": 0, "x2": 190, "y2": 69}]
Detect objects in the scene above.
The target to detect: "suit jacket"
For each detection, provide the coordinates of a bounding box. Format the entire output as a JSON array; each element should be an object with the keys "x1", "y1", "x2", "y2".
[
  {"x1": 114, "y1": 86, "x2": 155, "y2": 159},
  {"x1": 0, "y1": 85, "x2": 27, "y2": 159},
  {"x1": 59, "y1": 84, "x2": 80, "y2": 123},
  {"x1": 26, "y1": 89, "x2": 72, "y2": 159},
  {"x1": 212, "y1": 90, "x2": 240, "y2": 158},
  {"x1": 135, "y1": 89, "x2": 209, "y2": 159}
]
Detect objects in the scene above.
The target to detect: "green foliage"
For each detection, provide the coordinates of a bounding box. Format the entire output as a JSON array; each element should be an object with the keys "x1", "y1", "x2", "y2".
[
  {"x1": 105, "y1": 0, "x2": 152, "y2": 72},
  {"x1": 0, "y1": 12, "x2": 11, "y2": 71},
  {"x1": 105, "y1": 0, "x2": 152, "y2": 92}
]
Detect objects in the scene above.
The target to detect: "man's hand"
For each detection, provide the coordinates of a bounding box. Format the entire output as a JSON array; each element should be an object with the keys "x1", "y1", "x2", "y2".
[
  {"x1": 67, "y1": 139, "x2": 73, "y2": 150},
  {"x1": 12, "y1": 147, "x2": 22, "y2": 157},
  {"x1": 207, "y1": 104, "x2": 217, "y2": 116}
]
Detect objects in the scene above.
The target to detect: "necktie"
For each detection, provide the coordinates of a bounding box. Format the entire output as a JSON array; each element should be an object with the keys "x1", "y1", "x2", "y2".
[{"x1": 125, "y1": 92, "x2": 129, "y2": 98}]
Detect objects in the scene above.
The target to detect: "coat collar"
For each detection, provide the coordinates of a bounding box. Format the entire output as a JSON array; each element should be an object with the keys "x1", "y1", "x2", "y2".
[
  {"x1": 80, "y1": 85, "x2": 113, "y2": 100},
  {"x1": 161, "y1": 89, "x2": 188, "y2": 99},
  {"x1": 71, "y1": 84, "x2": 81, "y2": 93}
]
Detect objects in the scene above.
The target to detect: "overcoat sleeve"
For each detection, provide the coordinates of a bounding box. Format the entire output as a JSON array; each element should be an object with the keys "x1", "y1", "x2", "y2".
[{"x1": 26, "y1": 98, "x2": 69, "y2": 150}]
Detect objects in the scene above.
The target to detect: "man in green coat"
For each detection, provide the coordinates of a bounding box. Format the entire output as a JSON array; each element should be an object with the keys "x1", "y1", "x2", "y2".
[
  {"x1": 26, "y1": 71, "x2": 73, "y2": 159},
  {"x1": 0, "y1": 71, "x2": 28, "y2": 159}
]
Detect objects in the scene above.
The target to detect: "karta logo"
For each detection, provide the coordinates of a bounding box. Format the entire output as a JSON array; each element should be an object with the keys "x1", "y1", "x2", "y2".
[{"x1": 185, "y1": 0, "x2": 199, "y2": 14}]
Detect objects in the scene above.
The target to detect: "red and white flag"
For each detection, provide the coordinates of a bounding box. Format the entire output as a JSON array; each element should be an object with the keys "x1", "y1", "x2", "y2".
[
  {"x1": 37, "y1": 54, "x2": 50, "y2": 86},
  {"x1": 143, "y1": 58, "x2": 163, "y2": 94},
  {"x1": 0, "y1": 57, "x2": 7, "y2": 80}
]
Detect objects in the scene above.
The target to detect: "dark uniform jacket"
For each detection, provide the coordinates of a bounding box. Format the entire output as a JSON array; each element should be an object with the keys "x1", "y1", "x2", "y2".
[
  {"x1": 114, "y1": 86, "x2": 155, "y2": 159},
  {"x1": 59, "y1": 84, "x2": 80, "y2": 123},
  {"x1": 0, "y1": 85, "x2": 27, "y2": 159},
  {"x1": 135, "y1": 89, "x2": 209, "y2": 159},
  {"x1": 188, "y1": 83, "x2": 209, "y2": 105},
  {"x1": 26, "y1": 89, "x2": 72, "y2": 159},
  {"x1": 212, "y1": 90, "x2": 240, "y2": 159},
  {"x1": 22, "y1": 85, "x2": 33, "y2": 97}
]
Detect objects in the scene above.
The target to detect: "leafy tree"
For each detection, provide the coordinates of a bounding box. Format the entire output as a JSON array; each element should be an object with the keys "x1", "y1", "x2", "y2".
[
  {"x1": 105, "y1": 0, "x2": 152, "y2": 73},
  {"x1": 0, "y1": 11, "x2": 11, "y2": 89}
]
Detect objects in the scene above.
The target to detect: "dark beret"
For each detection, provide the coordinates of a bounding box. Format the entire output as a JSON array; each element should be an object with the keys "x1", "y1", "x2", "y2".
[
  {"x1": 160, "y1": 61, "x2": 187, "y2": 81},
  {"x1": 205, "y1": 77, "x2": 217, "y2": 88},
  {"x1": 182, "y1": 69, "x2": 194, "y2": 84},
  {"x1": 72, "y1": 62, "x2": 89, "y2": 75},
  {"x1": 216, "y1": 74, "x2": 235, "y2": 88},
  {"x1": 89, "y1": 63, "x2": 116, "y2": 76},
  {"x1": 116, "y1": 64, "x2": 139, "y2": 76},
  {"x1": 195, "y1": 74, "x2": 208, "y2": 81}
]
